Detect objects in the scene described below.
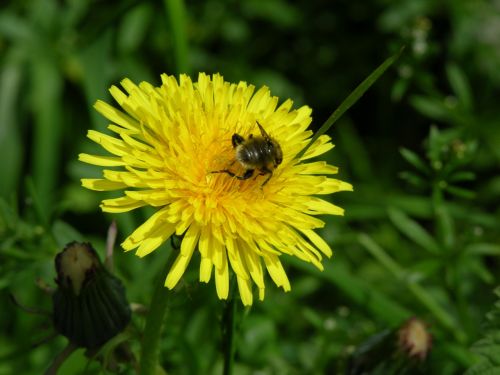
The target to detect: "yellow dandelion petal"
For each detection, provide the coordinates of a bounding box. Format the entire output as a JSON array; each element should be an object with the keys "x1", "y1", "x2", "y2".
[
  {"x1": 236, "y1": 275, "x2": 253, "y2": 306},
  {"x1": 264, "y1": 254, "x2": 291, "y2": 292},
  {"x1": 215, "y1": 247, "x2": 230, "y2": 300},
  {"x1": 136, "y1": 222, "x2": 176, "y2": 257},
  {"x1": 300, "y1": 229, "x2": 333, "y2": 258},
  {"x1": 94, "y1": 100, "x2": 139, "y2": 131},
  {"x1": 79, "y1": 153, "x2": 125, "y2": 167},
  {"x1": 200, "y1": 257, "x2": 213, "y2": 283},
  {"x1": 165, "y1": 224, "x2": 200, "y2": 289},
  {"x1": 80, "y1": 73, "x2": 351, "y2": 305},
  {"x1": 101, "y1": 196, "x2": 146, "y2": 213},
  {"x1": 81, "y1": 178, "x2": 127, "y2": 191},
  {"x1": 122, "y1": 208, "x2": 170, "y2": 251},
  {"x1": 87, "y1": 130, "x2": 128, "y2": 157},
  {"x1": 240, "y1": 241, "x2": 265, "y2": 289}
]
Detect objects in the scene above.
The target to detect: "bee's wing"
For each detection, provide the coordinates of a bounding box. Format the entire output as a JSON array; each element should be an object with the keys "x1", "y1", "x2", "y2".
[{"x1": 256, "y1": 121, "x2": 271, "y2": 139}]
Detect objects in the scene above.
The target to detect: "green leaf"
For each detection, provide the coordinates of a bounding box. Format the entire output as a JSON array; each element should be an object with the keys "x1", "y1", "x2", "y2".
[
  {"x1": 469, "y1": 260, "x2": 495, "y2": 284},
  {"x1": 399, "y1": 171, "x2": 428, "y2": 188},
  {"x1": 30, "y1": 54, "x2": 64, "y2": 214},
  {"x1": 446, "y1": 63, "x2": 473, "y2": 111},
  {"x1": 295, "y1": 47, "x2": 404, "y2": 160},
  {"x1": 52, "y1": 220, "x2": 85, "y2": 248},
  {"x1": 465, "y1": 287, "x2": 500, "y2": 374},
  {"x1": 0, "y1": 54, "x2": 24, "y2": 197},
  {"x1": 410, "y1": 95, "x2": 451, "y2": 122},
  {"x1": 445, "y1": 185, "x2": 476, "y2": 199},
  {"x1": 435, "y1": 202, "x2": 455, "y2": 250},
  {"x1": 399, "y1": 147, "x2": 430, "y2": 174},
  {"x1": 358, "y1": 233, "x2": 463, "y2": 341},
  {"x1": 449, "y1": 171, "x2": 476, "y2": 183},
  {"x1": 287, "y1": 256, "x2": 411, "y2": 325},
  {"x1": 387, "y1": 207, "x2": 441, "y2": 254},
  {"x1": 465, "y1": 243, "x2": 500, "y2": 256}
]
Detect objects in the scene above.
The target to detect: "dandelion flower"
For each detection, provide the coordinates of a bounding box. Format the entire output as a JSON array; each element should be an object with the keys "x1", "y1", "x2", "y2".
[{"x1": 79, "y1": 73, "x2": 352, "y2": 305}]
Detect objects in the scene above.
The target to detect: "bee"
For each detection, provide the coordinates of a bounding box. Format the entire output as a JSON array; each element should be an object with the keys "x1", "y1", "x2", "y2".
[{"x1": 213, "y1": 121, "x2": 283, "y2": 186}]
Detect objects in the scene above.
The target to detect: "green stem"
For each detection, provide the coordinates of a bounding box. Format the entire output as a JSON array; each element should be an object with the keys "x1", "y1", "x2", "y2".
[
  {"x1": 139, "y1": 250, "x2": 175, "y2": 375},
  {"x1": 358, "y1": 233, "x2": 466, "y2": 343},
  {"x1": 222, "y1": 280, "x2": 237, "y2": 375},
  {"x1": 163, "y1": 0, "x2": 189, "y2": 74}
]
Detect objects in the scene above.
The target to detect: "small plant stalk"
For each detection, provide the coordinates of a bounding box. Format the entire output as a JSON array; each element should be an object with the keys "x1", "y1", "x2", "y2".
[
  {"x1": 222, "y1": 281, "x2": 237, "y2": 375},
  {"x1": 139, "y1": 251, "x2": 175, "y2": 375}
]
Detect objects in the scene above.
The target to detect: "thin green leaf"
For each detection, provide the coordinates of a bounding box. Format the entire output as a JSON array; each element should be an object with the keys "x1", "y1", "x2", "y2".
[
  {"x1": 470, "y1": 260, "x2": 495, "y2": 284},
  {"x1": 295, "y1": 47, "x2": 404, "y2": 160},
  {"x1": 400, "y1": 147, "x2": 430, "y2": 174},
  {"x1": 435, "y1": 202, "x2": 455, "y2": 249},
  {"x1": 388, "y1": 207, "x2": 441, "y2": 254},
  {"x1": 0, "y1": 55, "x2": 24, "y2": 197},
  {"x1": 465, "y1": 243, "x2": 500, "y2": 256},
  {"x1": 358, "y1": 233, "x2": 404, "y2": 278},
  {"x1": 449, "y1": 171, "x2": 476, "y2": 183},
  {"x1": 287, "y1": 256, "x2": 410, "y2": 325},
  {"x1": 31, "y1": 55, "x2": 63, "y2": 214},
  {"x1": 399, "y1": 171, "x2": 428, "y2": 188},
  {"x1": 446, "y1": 63, "x2": 473, "y2": 111},
  {"x1": 359, "y1": 233, "x2": 464, "y2": 342},
  {"x1": 445, "y1": 185, "x2": 476, "y2": 199},
  {"x1": 410, "y1": 95, "x2": 452, "y2": 122}
]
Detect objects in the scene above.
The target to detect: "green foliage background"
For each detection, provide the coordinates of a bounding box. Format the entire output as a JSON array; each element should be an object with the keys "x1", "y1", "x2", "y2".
[{"x1": 1, "y1": 0, "x2": 499, "y2": 374}]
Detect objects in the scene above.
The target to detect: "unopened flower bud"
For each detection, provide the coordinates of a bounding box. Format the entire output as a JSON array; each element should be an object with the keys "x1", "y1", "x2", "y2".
[{"x1": 53, "y1": 242, "x2": 131, "y2": 349}]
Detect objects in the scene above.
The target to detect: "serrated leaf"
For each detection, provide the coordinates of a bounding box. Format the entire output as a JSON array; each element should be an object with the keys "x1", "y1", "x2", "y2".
[{"x1": 387, "y1": 207, "x2": 441, "y2": 254}]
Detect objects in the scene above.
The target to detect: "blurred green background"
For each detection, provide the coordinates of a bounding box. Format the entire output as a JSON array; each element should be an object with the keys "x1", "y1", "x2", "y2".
[{"x1": 1, "y1": 0, "x2": 500, "y2": 374}]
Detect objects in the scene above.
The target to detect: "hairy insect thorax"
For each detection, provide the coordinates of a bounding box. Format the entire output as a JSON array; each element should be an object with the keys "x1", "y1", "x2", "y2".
[{"x1": 236, "y1": 137, "x2": 277, "y2": 169}]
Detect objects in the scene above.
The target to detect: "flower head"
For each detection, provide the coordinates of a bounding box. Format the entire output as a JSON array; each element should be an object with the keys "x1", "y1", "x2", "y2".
[{"x1": 79, "y1": 73, "x2": 352, "y2": 305}]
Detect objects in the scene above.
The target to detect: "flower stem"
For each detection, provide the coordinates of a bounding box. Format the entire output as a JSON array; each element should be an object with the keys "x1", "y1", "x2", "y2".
[
  {"x1": 139, "y1": 250, "x2": 175, "y2": 375},
  {"x1": 163, "y1": 0, "x2": 189, "y2": 74},
  {"x1": 222, "y1": 281, "x2": 237, "y2": 375}
]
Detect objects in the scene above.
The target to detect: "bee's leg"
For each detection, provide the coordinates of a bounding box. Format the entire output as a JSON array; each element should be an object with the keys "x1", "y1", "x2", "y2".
[
  {"x1": 232, "y1": 134, "x2": 245, "y2": 148},
  {"x1": 212, "y1": 169, "x2": 255, "y2": 180},
  {"x1": 259, "y1": 167, "x2": 273, "y2": 187}
]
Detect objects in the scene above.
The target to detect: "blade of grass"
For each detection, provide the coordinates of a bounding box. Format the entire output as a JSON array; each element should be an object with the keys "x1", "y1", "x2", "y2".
[
  {"x1": 295, "y1": 47, "x2": 404, "y2": 160},
  {"x1": 163, "y1": 0, "x2": 189, "y2": 74},
  {"x1": 31, "y1": 56, "x2": 63, "y2": 214},
  {"x1": 358, "y1": 233, "x2": 466, "y2": 343},
  {"x1": 287, "y1": 256, "x2": 411, "y2": 325},
  {"x1": 0, "y1": 53, "x2": 23, "y2": 197},
  {"x1": 387, "y1": 207, "x2": 441, "y2": 254}
]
